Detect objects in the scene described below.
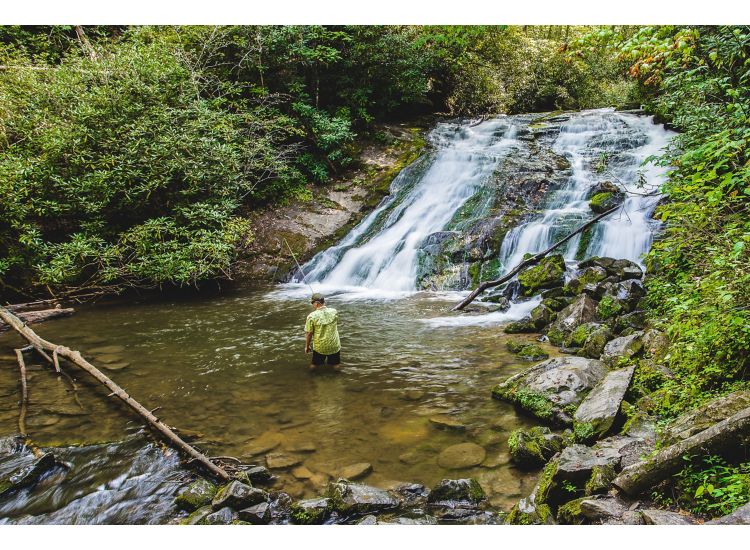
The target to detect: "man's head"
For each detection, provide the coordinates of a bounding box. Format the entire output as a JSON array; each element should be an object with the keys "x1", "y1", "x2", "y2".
[{"x1": 310, "y1": 293, "x2": 325, "y2": 309}]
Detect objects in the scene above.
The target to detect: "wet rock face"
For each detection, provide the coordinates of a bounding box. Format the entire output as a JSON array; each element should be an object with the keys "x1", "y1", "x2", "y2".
[
  {"x1": 203, "y1": 506, "x2": 236, "y2": 525},
  {"x1": 517, "y1": 254, "x2": 566, "y2": 296},
  {"x1": 0, "y1": 451, "x2": 58, "y2": 498},
  {"x1": 574, "y1": 365, "x2": 635, "y2": 442},
  {"x1": 546, "y1": 295, "x2": 598, "y2": 346},
  {"x1": 492, "y1": 356, "x2": 608, "y2": 426},
  {"x1": 290, "y1": 497, "x2": 331, "y2": 525}
]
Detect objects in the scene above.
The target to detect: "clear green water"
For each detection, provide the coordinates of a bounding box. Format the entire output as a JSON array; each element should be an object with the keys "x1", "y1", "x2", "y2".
[{"x1": 0, "y1": 285, "x2": 554, "y2": 512}]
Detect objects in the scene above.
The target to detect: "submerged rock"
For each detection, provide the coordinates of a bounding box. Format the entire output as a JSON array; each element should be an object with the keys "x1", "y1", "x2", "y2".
[
  {"x1": 573, "y1": 365, "x2": 635, "y2": 443},
  {"x1": 265, "y1": 452, "x2": 303, "y2": 469},
  {"x1": 437, "y1": 442, "x2": 486, "y2": 469},
  {"x1": 337, "y1": 463, "x2": 373, "y2": 481},
  {"x1": 491, "y1": 356, "x2": 608, "y2": 426},
  {"x1": 429, "y1": 416, "x2": 467, "y2": 431}
]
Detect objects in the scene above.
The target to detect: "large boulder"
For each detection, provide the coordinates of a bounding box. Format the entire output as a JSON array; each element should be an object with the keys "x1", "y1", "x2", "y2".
[
  {"x1": 492, "y1": 356, "x2": 608, "y2": 426},
  {"x1": 660, "y1": 390, "x2": 750, "y2": 446},
  {"x1": 580, "y1": 325, "x2": 613, "y2": 359},
  {"x1": 517, "y1": 254, "x2": 566, "y2": 296},
  {"x1": 557, "y1": 494, "x2": 630, "y2": 525},
  {"x1": 546, "y1": 295, "x2": 598, "y2": 346},
  {"x1": 601, "y1": 332, "x2": 644, "y2": 367},
  {"x1": 573, "y1": 366, "x2": 635, "y2": 443},
  {"x1": 327, "y1": 481, "x2": 400, "y2": 516},
  {"x1": 640, "y1": 509, "x2": 697, "y2": 525},
  {"x1": 508, "y1": 426, "x2": 568, "y2": 468}
]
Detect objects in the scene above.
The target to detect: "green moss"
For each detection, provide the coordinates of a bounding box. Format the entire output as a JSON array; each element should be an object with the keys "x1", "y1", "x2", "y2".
[
  {"x1": 584, "y1": 464, "x2": 617, "y2": 496},
  {"x1": 596, "y1": 295, "x2": 623, "y2": 319},
  {"x1": 516, "y1": 388, "x2": 555, "y2": 421},
  {"x1": 505, "y1": 502, "x2": 554, "y2": 525},
  {"x1": 566, "y1": 322, "x2": 599, "y2": 348},
  {"x1": 589, "y1": 191, "x2": 624, "y2": 213},
  {"x1": 546, "y1": 326, "x2": 567, "y2": 346},
  {"x1": 517, "y1": 254, "x2": 566, "y2": 296},
  {"x1": 557, "y1": 497, "x2": 586, "y2": 524},
  {"x1": 573, "y1": 421, "x2": 596, "y2": 444},
  {"x1": 535, "y1": 457, "x2": 560, "y2": 505},
  {"x1": 467, "y1": 478, "x2": 487, "y2": 502}
]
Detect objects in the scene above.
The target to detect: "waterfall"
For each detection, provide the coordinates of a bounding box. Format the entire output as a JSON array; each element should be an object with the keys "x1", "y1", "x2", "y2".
[
  {"x1": 301, "y1": 118, "x2": 521, "y2": 291},
  {"x1": 498, "y1": 109, "x2": 674, "y2": 270},
  {"x1": 297, "y1": 109, "x2": 674, "y2": 295}
]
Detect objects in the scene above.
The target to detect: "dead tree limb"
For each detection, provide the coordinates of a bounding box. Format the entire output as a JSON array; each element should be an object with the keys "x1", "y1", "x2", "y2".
[
  {"x1": 0, "y1": 305, "x2": 231, "y2": 481},
  {"x1": 451, "y1": 205, "x2": 619, "y2": 311},
  {"x1": 15, "y1": 348, "x2": 28, "y2": 436},
  {"x1": 0, "y1": 308, "x2": 75, "y2": 333},
  {"x1": 613, "y1": 405, "x2": 750, "y2": 496}
]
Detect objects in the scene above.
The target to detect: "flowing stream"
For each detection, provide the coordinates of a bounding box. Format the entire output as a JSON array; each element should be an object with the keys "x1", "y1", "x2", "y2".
[{"x1": 0, "y1": 109, "x2": 673, "y2": 524}]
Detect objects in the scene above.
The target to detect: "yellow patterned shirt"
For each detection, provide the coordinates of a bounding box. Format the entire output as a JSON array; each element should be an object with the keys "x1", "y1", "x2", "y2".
[{"x1": 305, "y1": 307, "x2": 341, "y2": 355}]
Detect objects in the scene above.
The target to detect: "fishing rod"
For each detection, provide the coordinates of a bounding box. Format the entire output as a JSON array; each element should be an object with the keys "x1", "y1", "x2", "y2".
[{"x1": 283, "y1": 237, "x2": 315, "y2": 296}]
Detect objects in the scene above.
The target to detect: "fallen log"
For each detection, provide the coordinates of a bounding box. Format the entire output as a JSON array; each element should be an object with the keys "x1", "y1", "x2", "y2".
[
  {"x1": 0, "y1": 305, "x2": 231, "y2": 481},
  {"x1": 0, "y1": 307, "x2": 75, "y2": 333},
  {"x1": 451, "y1": 205, "x2": 619, "y2": 311},
  {"x1": 15, "y1": 349, "x2": 28, "y2": 436},
  {"x1": 613, "y1": 405, "x2": 750, "y2": 496}
]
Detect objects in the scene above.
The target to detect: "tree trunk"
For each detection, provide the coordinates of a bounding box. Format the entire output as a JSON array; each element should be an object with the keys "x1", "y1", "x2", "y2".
[
  {"x1": 613, "y1": 406, "x2": 750, "y2": 496},
  {"x1": 0, "y1": 306, "x2": 231, "y2": 481},
  {"x1": 451, "y1": 205, "x2": 619, "y2": 311}
]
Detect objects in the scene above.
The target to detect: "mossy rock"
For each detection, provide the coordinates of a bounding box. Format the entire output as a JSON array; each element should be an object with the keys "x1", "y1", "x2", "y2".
[
  {"x1": 584, "y1": 464, "x2": 617, "y2": 496},
  {"x1": 581, "y1": 326, "x2": 613, "y2": 359},
  {"x1": 572, "y1": 421, "x2": 597, "y2": 444},
  {"x1": 557, "y1": 497, "x2": 587, "y2": 524},
  {"x1": 506, "y1": 342, "x2": 549, "y2": 361},
  {"x1": 290, "y1": 498, "x2": 331, "y2": 525},
  {"x1": 596, "y1": 294, "x2": 624, "y2": 320},
  {"x1": 175, "y1": 478, "x2": 218, "y2": 512},
  {"x1": 589, "y1": 191, "x2": 624, "y2": 214},
  {"x1": 508, "y1": 426, "x2": 566, "y2": 468},
  {"x1": 565, "y1": 322, "x2": 602, "y2": 349},
  {"x1": 503, "y1": 318, "x2": 538, "y2": 334},
  {"x1": 530, "y1": 303, "x2": 557, "y2": 329},
  {"x1": 517, "y1": 254, "x2": 566, "y2": 296},
  {"x1": 541, "y1": 296, "x2": 573, "y2": 312},
  {"x1": 505, "y1": 502, "x2": 555, "y2": 525}
]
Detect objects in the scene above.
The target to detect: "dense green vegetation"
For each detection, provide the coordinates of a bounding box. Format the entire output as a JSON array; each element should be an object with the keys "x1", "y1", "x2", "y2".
[
  {"x1": 0, "y1": 25, "x2": 630, "y2": 297},
  {"x1": 575, "y1": 25, "x2": 750, "y2": 517}
]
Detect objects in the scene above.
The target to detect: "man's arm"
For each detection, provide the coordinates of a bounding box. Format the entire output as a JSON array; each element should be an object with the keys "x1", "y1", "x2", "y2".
[{"x1": 305, "y1": 331, "x2": 313, "y2": 354}]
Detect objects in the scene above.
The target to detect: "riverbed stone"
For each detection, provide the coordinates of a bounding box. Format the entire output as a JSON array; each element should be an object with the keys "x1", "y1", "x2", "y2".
[
  {"x1": 338, "y1": 462, "x2": 373, "y2": 481},
  {"x1": 389, "y1": 482, "x2": 430, "y2": 507},
  {"x1": 0, "y1": 452, "x2": 57, "y2": 497},
  {"x1": 328, "y1": 481, "x2": 400, "y2": 516},
  {"x1": 266, "y1": 452, "x2": 303, "y2": 469},
  {"x1": 508, "y1": 426, "x2": 567, "y2": 468},
  {"x1": 437, "y1": 442, "x2": 486, "y2": 469},
  {"x1": 492, "y1": 356, "x2": 608, "y2": 426},
  {"x1": 505, "y1": 341, "x2": 549, "y2": 361},
  {"x1": 601, "y1": 332, "x2": 644, "y2": 367},
  {"x1": 181, "y1": 505, "x2": 213, "y2": 525},
  {"x1": 238, "y1": 502, "x2": 271, "y2": 524},
  {"x1": 243, "y1": 431, "x2": 284, "y2": 456},
  {"x1": 292, "y1": 466, "x2": 314, "y2": 480},
  {"x1": 175, "y1": 478, "x2": 218, "y2": 511},
  {"x1": 640, "y1": 509, "x2": 697, "y2": 525},
  {"x1": 290, "y1": 497, "x2": 331, "y2": 524},
  {"x1": 574, "y1": 365, "x2": 635, "y2": 442},
  {"x1": 517, "y1": 254, "x2": 566, "y2": 296},
  {"x1": 429, "y1": 416, "x2": 467, "y2": 431},
  {"x1": 243, "y1": 465, "x2": 274, "y2": 484},
  {"x1": 211, "y1": 481, "x2": 267, "y2": 510}
]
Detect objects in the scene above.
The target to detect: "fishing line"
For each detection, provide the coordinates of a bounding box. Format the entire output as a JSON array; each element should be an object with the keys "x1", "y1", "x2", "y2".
[{"x1": 283, "y1": 237, "x2": 315, "y2": 296}]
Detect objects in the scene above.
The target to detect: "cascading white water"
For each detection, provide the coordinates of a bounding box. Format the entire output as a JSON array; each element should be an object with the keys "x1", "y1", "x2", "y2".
[
  {"x1": 498, "y1": 109, "x2": 674, "y2": 270},
  {"x1": 302, "y1": 118, "x2": 521, "y2": 291}
]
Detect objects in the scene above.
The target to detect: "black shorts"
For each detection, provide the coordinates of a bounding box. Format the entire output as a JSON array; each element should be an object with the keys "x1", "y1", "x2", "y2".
[{"x1": 311, "y1": 350, "x2": 341, "y2": 366}]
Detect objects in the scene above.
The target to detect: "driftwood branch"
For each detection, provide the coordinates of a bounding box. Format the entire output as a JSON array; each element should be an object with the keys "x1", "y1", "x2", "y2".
[
  {"x1": 0, "y1": 305, "x2": 231, "y2": 481},
  {"x1": 0, "y1": 308, "x2": 75, "y2": 333},
  {"x1": 613, "y1": 405, "x2": 750, "y2": 496},
  {"x1": 451, "y1": 205, "x2": 619, "y2": 311},
  {"x1": 15, "y1": 348, "x2": 28, "y2": 436}
]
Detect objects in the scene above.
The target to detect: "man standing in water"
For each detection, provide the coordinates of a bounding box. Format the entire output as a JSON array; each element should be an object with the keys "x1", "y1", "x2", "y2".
[{"x1": 304, "y1": 293, "x2": 341, "y2": 371}]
